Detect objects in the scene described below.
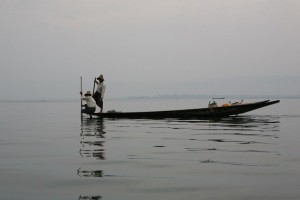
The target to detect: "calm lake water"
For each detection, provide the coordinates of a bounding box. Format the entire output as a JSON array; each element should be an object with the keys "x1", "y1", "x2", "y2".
[{"x1": 0, "y1": 99, "x2": 300, "y2": 200}]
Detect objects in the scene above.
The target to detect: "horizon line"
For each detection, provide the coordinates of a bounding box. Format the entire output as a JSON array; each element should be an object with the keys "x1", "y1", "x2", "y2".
[{"x1": 0, "y1": 94, "x2": 299, "y2": 102}]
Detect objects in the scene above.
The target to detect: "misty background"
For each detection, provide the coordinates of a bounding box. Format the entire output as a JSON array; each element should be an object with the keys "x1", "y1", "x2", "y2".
[{"x1": 0, "y1": 0, "x2": 299, "y2": 101}]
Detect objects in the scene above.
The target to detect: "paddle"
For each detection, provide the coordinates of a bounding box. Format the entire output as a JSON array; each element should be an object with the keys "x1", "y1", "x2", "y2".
[
  {"x1": 92, "y1": 77, "x2": 97, "y2": 94},
  {"x1": 80, "y1": 76, "x2": 83, "y2": 118}
]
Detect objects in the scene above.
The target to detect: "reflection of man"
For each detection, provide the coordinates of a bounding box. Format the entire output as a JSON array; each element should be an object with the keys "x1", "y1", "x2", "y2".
[
  {"x1": 80, "y1": 116, "x2": 106, "y2": 160},
  {"x1": 80, "y1": 91, "x2": 96, "y2": 114},
  {"x1": 93, "y1": 74, "x2": 106, "y2": 113}
]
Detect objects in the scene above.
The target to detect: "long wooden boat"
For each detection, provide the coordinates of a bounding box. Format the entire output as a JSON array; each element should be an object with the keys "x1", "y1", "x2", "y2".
[{"x1": 88, "y1": 100, "x2": 280, "y2": 119}]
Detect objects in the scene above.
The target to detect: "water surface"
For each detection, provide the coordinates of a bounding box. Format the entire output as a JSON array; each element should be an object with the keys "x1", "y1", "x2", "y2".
[{"x1": 0, "y1": 99, "x2": 299, "y2": 199}]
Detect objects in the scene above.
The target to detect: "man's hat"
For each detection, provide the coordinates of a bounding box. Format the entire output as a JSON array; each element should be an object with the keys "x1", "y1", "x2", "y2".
[
  {"x1": 97, "y1": 74, "x2": 104, "y2": 81},
  {"x1": 84, "y1": 91, "x2": 92, "y2": 96}
]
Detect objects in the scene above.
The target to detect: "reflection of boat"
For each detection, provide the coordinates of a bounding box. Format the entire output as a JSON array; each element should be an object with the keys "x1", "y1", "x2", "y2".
[
  {"x1": 79, "y1": 195, "x2": 102, "y2": 200},
  {"x1": 89, "y1": 100, "x2": 280, "y2": 119}
]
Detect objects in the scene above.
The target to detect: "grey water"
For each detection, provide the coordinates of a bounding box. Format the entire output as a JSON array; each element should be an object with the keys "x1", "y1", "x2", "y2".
[{"x1": 0, "y1": 99, "x2": 300, "y2": 200}]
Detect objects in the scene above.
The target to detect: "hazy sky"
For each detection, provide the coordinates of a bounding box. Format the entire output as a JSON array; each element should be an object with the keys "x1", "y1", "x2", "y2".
[{"x1": 0, "y1": 0, "x2": 299, "y2": 100}]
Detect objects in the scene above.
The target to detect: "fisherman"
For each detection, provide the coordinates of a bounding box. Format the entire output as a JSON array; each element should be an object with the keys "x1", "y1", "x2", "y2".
[
  {"x1": 80, "y1": 91, "x2": 96, "y2": 114},
  {"x1": 93, "y1": 74, "x2": 106, "y2": 113}
]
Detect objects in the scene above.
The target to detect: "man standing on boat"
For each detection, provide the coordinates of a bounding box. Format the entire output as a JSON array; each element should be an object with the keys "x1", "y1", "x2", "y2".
[
  {"x1": 80, "y1": 91, "x2": 96, "y2": 114},
  {"x1": 93, "y1": 74, "x2": 106, "y2": 113}
]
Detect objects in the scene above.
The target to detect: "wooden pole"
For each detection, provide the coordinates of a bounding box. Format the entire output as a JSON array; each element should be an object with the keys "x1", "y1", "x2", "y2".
[
  {"x1": 80, "y1": 76, "x2": 83, "y2": 118},
  {"x1": 92, "y1": 77, "x2": 96, "y2": 94}
]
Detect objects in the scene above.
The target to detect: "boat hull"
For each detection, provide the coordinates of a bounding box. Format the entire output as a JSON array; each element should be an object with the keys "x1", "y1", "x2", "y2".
[{"x1": 88, "y1": 100, "x2": 280, "y2": 119}]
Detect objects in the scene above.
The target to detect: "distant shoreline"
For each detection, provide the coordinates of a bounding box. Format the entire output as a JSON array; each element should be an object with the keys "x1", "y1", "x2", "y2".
[
  {"x1": 127, "y1": 94, "x2": 300, "y2": 100},
  {"x1": 0, "y1": 94, "x2": 299, "y2": 102}
]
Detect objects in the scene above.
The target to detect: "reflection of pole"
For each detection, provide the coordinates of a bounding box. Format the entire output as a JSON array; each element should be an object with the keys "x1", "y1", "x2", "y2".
[{"x1": 80, "y1": 76, "x2": 83, "y2": 118}]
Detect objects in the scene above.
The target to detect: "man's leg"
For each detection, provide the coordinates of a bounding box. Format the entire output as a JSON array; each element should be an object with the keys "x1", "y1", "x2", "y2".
[
  {"x1": 99, "y1": 99, "x2": 103, "y2": 113},
  {"x1": 82, "y1": 104, "x2": 88, "y2": 114},
  {"x1": 93, "y1": 92, "x2": 102, "y2": 109}
]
